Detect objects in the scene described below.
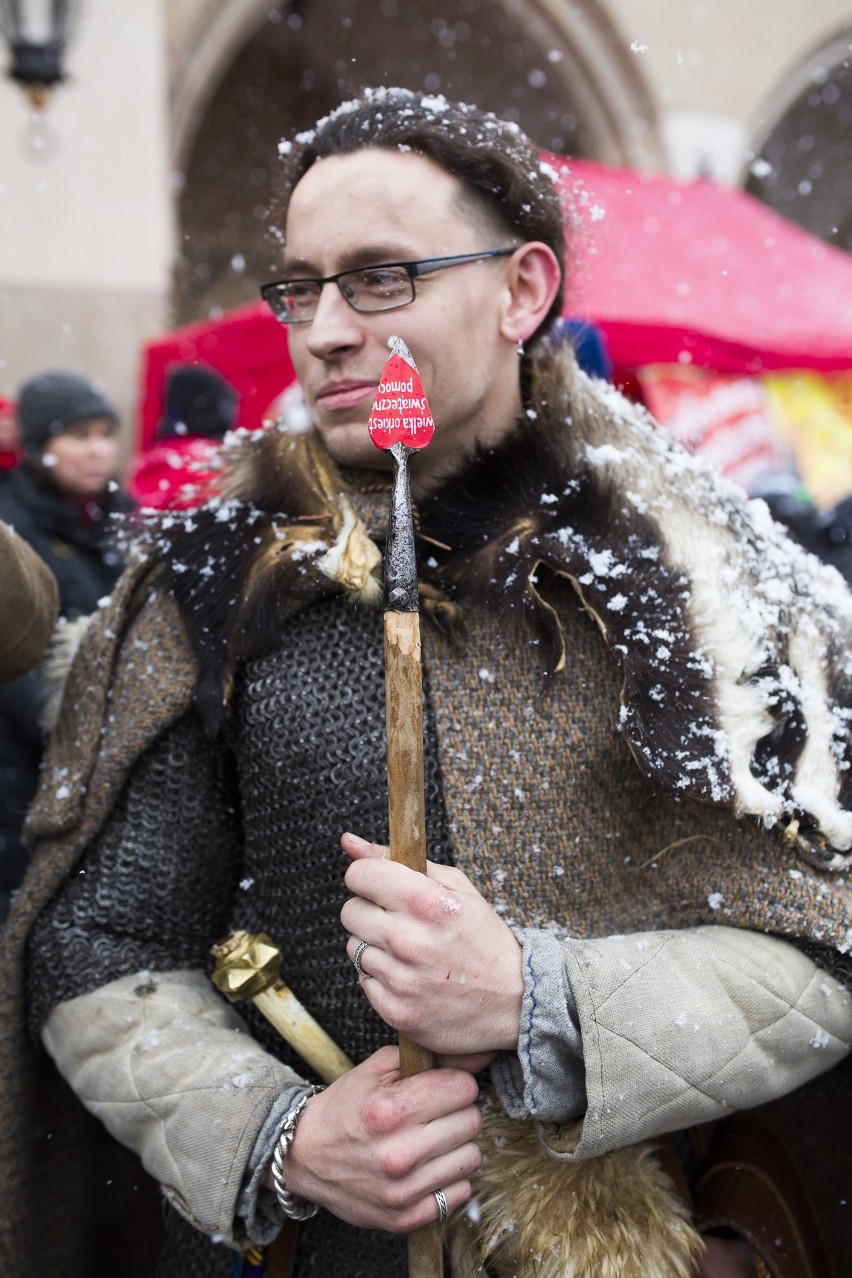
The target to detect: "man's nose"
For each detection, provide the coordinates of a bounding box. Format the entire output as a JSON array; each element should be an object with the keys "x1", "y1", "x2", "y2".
[{"x1": 305, "y1": 282, "x2": 365, "y2": 358}]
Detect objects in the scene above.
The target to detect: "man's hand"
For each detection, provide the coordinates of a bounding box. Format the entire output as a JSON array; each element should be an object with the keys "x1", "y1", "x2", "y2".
[
  {"x1": 340, "y1": 832, "x2": 523, "y2": 1059},
  {"x1": 272, "y1": 1046, "x2": 483, "y2": 1231}
]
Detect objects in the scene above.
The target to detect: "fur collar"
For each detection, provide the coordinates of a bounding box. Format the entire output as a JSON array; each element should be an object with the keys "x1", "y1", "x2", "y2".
[{"x1": 143, "y1": 347, "x2": 852, "y2": 870}]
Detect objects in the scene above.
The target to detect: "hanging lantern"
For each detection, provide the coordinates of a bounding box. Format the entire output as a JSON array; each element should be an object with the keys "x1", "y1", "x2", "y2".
[{"x1": 0, "y1": 0, "x2": 79, "y2": 109}]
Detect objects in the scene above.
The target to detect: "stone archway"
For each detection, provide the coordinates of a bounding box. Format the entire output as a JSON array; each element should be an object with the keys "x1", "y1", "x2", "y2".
[
  {"x1": 169, "y1": 0, "x2": 661, "y2": 324},
  {"x1": 745, "y1": 24, "x2": 852, "y2": 252}
]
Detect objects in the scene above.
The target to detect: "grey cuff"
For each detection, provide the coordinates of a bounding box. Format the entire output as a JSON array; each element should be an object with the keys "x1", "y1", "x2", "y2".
[
  {"x1": 237, "y1": 1084, "x2": 314, "y2": 1246},
  {"x1": 490, "y1": 927, "x2": 586, "y2": 1124}
]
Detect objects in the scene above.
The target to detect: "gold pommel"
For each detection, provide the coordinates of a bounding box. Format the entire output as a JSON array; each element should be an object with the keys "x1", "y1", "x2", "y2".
[{"x1": 210, "y1": 930, "x2": 282, "y2": 1002}]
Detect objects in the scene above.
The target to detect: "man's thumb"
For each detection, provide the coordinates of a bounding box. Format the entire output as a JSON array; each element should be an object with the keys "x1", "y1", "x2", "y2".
[{"x1": 340, "y1": 831, "x2": 389, "y2": 861}]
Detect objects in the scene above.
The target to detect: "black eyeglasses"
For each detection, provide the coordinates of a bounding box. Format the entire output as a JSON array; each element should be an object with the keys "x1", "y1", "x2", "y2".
[{"x1": 259, "y1": 248, "x2": 516, "y2": 325}]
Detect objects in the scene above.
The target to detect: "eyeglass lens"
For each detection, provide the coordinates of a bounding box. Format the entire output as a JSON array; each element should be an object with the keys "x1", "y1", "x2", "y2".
[{"x1": 272, "y1": 266, "x2": 414, "y2": 322}]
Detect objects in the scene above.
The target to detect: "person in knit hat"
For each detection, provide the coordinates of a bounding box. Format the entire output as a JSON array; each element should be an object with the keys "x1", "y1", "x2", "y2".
[
  {"x1": 17, "y1": 369, "x2": 118, "y2": 457},
  {"x1": 1, "y1": 370, "x2": 132, "y2": 611},
  {"x1": 127, "y1": 363, "x2": 239, "y2": 510},
  {"x1": 0, "y1": 370, "x2": 133, "y2": 922}
]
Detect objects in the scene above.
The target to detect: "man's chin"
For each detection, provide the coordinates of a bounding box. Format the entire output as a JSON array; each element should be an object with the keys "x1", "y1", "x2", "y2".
[{"x1": 315, "y1": 420, "x2": 391, "y2": 471}]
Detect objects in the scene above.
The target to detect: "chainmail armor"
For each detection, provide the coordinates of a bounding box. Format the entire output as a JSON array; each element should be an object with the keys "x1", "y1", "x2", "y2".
[
  {"x1": 28, "y1": 712, "x2": 242, "y2": 1038},
  {"x1": 231, "y1": 597, "x2": 453, "y2": 1065},
  {"x1": 231, "y1": 596, "x2": 454, "y2": 1278},
  {"x1": 28, "y1": 594, "x2": 454, "y2": 1277}
]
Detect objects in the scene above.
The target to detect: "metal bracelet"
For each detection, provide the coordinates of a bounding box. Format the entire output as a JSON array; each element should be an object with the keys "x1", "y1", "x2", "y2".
[{"x1": 270, "y1": 1086, "x2": 325, "y2": 1221}]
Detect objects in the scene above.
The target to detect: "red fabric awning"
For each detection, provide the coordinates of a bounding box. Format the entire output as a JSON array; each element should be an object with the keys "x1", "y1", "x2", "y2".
[{"x1": 554, "y1": 157, "x2": 852, "y2": 377}]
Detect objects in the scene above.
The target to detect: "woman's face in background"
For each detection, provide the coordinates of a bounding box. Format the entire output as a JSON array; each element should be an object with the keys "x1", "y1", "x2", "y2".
[{"x1": 42, "y1": 417, "x2": 118, "y2": 497}]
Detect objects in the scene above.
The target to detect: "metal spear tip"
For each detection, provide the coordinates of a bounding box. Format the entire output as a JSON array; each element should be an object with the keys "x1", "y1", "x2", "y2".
[{"x1": 368, "y1": 338, "x2": 435, "y2": 452}]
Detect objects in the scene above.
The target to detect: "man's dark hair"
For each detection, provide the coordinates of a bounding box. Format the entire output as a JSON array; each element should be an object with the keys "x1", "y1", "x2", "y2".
[{"x1": 273, "y1": 87, "x2": 567, "y2": 345}]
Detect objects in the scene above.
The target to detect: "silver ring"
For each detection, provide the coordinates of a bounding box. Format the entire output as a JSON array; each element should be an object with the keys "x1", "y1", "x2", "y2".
[
  {"x1": 352, "y1": 939, "x2": 369, "y2": 978},
  {"x1": 433, "y1": 1187, "x2": 448, "y2": 1223}
]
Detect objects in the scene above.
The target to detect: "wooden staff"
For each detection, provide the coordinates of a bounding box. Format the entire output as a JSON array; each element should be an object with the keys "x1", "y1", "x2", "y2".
[{"x1": 368, "y1": 338, "x2": 443, "y2": 1278}]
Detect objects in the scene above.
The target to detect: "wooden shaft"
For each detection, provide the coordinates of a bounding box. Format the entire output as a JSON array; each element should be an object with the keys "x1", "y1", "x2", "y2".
[
  {"x1": 384, "y1": 611, "x2": 428, "y2": 876},
  {"x1": 384, "y1": 609, "x2": 443, "y2": 1278},
  {"x1": 383, "y1": 614, "x2": 435, "y2": 1076},
  {"x1": 406, "y1": 1220, "x2": 445, "y2": 1278}
]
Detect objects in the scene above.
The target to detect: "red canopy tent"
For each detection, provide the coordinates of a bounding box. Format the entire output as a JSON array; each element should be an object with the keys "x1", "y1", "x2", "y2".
[
  {"x1": 137, "y1": 158, "x2": 852, "y2": 452},
  {"x1": 553, "y1": 157, "x2": 852, "y2": 382}
]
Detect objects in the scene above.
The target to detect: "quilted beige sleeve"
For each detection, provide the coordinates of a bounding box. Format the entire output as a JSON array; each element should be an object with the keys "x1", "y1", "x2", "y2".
[
  {"x1": 42, "y1": 967, "x2": 306, "y2": 1248},
  {"x1": 541, "y1": 926, "x2": 852, "y2": 1159}
]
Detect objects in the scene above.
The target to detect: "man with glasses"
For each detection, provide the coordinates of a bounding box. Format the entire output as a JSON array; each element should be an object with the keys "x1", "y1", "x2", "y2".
[{"x1": 8, "y1": 88, "x2": 852, "y2": 1278}]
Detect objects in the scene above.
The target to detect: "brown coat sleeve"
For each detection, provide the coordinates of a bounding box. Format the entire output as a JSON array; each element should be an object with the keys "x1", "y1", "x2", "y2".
[{"x1": 0, "y1": 520, "x2": 59, "y2": 682}]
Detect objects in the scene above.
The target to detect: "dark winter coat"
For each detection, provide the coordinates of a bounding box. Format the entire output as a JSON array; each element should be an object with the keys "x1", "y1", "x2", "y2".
[
  {"x1": 0, "y1": 464, "x2": 133, "y2": 918},
  {"x1": 0, "y1": 464, "x2": 131, "y2": 617}
]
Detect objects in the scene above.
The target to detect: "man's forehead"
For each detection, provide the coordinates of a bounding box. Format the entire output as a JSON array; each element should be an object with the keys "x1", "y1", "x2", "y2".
[
  {"x1": 283, "y1": 148, "x2": 472, "y2": 264},
  {"x1": 292, "y1": 145, "x2": 457, "y2": 190}
]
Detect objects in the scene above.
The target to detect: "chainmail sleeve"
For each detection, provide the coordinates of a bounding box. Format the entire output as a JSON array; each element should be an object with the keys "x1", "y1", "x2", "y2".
[{"x1": 27, "y1": 710, "x2": 243, "y2": 1040}]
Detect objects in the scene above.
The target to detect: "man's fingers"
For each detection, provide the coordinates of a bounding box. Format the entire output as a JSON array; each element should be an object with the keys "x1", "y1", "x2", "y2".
[
  {"x1": 359, "y1": 1043, "x2": 403, "y2": 1082},
  {"x1": 341, "y1": 895, "x2": 389, "y2": 944},
  {"x1": 418, "y1": 1180, "x2": 473, "y2": 1230},
  {"x1": 437, "y1": 1050, "x2": 498, "y2": 1073},
  {"x1": 345, "y1": 856, "x2": 453, "y2": 921},
  {"x1": 397, "y1": 1107, "x2": 483, "y2": 1177},
  {"x1": 345, "y1": 931, "x2": 392, "y2": 979},
  {"x1": 341, "y1": 831, "x2": 388, "y2": 860},
  {"x1": 342, "y1": 836, "x2": 471, "y2": 923},
  {"x1": 283, "y1": 1050, "x2": 481, "y2": 1233},
  {"x1": 371, "y1": 1066, "x2": 480, "y2": 1132},
  {"x1": 386, "y1": 1177, "x2": 475, "y2": 1234},
  {"x1": 343, "y1": 833, "x2": 468, "y2": 894}
]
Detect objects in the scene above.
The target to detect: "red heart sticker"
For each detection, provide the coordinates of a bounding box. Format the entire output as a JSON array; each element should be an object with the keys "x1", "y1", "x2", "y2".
[{"x1": 368, "y1": 351, "x2": 435, "y2": 450}]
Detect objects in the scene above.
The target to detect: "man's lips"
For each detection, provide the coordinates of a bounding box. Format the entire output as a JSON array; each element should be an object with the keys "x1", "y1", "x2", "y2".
[{"x1": 314, "y1": 380, "x2": 377, "y2": 413}]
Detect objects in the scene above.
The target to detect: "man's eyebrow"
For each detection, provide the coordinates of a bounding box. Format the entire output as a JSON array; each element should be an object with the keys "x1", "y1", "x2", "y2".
[
  {"x1": 279, "y1": 245, "x2": 420, "y2": 276},
  {"x1": 279, "y1": 256, "x2": 316, "y2": 276}
]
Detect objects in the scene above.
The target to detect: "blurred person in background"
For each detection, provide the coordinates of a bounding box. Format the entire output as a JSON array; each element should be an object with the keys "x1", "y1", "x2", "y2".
[
  {"x1": 128, "y1": 363, "x2": 239, "y2": 510},
  {"x1": 0, "y1": 371, "x2": 133, "y2": 921},
  {"x1": 759, "y1": 482, "x2": 852, "y2": 588},
  {"x1": 0, "y1": 393, "x2": 22, "y2": 472}
]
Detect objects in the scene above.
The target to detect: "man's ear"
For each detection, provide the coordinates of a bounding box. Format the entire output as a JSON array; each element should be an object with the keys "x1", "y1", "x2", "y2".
[{"x1": 499, "y1": 242, "x2": 562, "y2": 345}]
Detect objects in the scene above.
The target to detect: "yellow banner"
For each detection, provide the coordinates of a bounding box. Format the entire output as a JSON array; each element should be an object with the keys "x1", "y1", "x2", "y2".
[{"x1": 764, "y1": 373, "x2": 852, "y2": 510}]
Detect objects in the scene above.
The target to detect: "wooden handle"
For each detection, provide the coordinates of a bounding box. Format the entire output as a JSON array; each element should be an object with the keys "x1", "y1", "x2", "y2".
[
  {"x1": 254, "y1": 985, "x2": 353, "y2": 1083},
  {"x1": 406, "y1": 1220, "x2": 445, "y2": 1278},
  {"x1": 384, "y1": 610, "x2": 444, "y2": 1277},
  {"x1": 212, "y1": 926, "x2": 442, "y2": 1274}
]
